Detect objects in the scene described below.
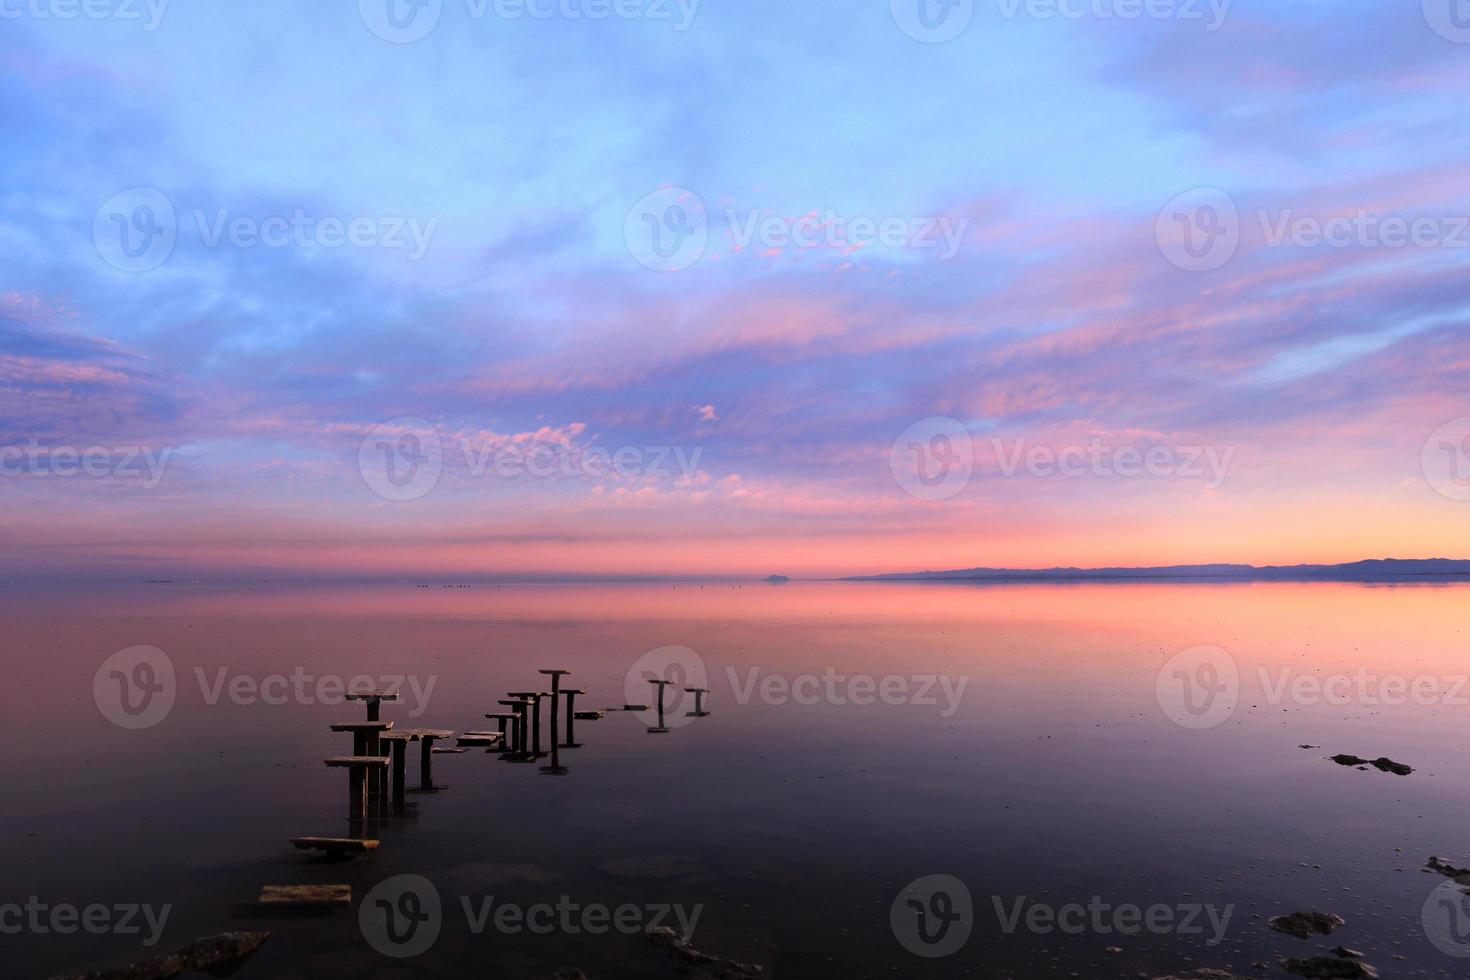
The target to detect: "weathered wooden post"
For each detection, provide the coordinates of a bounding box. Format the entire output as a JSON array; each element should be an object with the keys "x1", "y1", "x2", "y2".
[
  {"x1": 685, "y1": 686, "x2": 710, "y2": 717},
  {"x1": 509, "y1": 691, "x2": 547, "y2": 756},
  {"x1": 539, "y1": 669, "x2": 569, "y2": 758},
  {"x1": 381, "y1": 732, "x2": 409, "y2": 814},
  {"x1": 325, "y1": 756, "x2": 389, "y2": 823},
  {"x1": 647, "y1": 679, "x2": 673, "y2": 733},
  {"x1": 498, "y1": 698, "x2": 530, "y2": 756},
  {"x1": 345, "y1": 689, "x2": 399, "y2": 722},
  {"x1": 561, "y1": 688, "x2": 586, "y2": 747},
  {"x1": 484, "y1": 713, "x2": 518, "y2": 752},
  {"x1": 331, "y1": 721, "x2": 393, "y2": 811},
  {"x1": 418, "y1": 731, "x2": 452, "y2": 790}
]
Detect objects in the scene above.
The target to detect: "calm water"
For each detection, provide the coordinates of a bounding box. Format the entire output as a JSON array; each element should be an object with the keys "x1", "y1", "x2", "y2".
[{"x1": 5, "y1": 580, "x2": 1470, "y2": 978}]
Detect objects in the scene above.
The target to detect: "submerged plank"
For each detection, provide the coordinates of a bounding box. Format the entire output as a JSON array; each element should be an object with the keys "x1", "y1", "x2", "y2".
[
  {"x1": 323, "y1": 755, "x2": 390, "y2": 767},
  {"x1": 289, "y1": 837, "x2": 379, "y2": 854},
  {"x1": 48, "y1": 931, "x2": 269, "y2": 980},
  {"x1": 259, "y1": 884, "x2": 351, "y2": 907}
]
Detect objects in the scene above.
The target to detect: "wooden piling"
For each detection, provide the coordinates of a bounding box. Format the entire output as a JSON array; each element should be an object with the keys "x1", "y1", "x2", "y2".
[{"x1": 562, "y1": 689, "x2": 586, "y2": 747}]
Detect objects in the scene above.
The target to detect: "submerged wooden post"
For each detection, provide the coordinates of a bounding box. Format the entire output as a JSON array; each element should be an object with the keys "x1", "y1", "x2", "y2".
[
  {"x1": 382, "y1": 734, "x2": 408, "y2": 814},
  {"x1": 539, "y1": 734, "x2": 568, "y2": 776},
  {"x1": 498, "y1": 699, "x2": 529, "y2": 755},
  {"x1": 330, "y1": 721, "x2": 393, "y2": 811},
  {"x1": 325, "y1": 756, "x2": 390, "y2": 823},
  {"x1": 509, "y1": 691, "x2": 546, "y2": 756},
  {"x1": 485, "y1": 713, "x2": 518, "y2": 752},
  {"x1": 349, "y1": 767, "x2": 364, "y2": 819},
  {"x1": 539, "y1": 669, "x2": 569, "y2": 757},
  {"x1": 562, "y1": 689, "x2": 585, "y2": 747},
  {"x1": 648, "y1": 679, "x2": 673, "y2": 733},
  {"x1": 419, "y1": 733, "x2": 446, "y2": 790}
]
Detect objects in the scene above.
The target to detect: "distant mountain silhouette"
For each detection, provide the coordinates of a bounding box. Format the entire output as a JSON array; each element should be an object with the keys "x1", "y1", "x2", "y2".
[{"x1": 847, "y1": 558, "x2": 1470, "y2": 583}]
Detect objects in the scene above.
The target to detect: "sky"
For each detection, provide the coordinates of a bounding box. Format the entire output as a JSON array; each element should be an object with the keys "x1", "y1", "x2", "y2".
[{"x1": 2, "y1": 0, "x2": 1470, "y2": 580}]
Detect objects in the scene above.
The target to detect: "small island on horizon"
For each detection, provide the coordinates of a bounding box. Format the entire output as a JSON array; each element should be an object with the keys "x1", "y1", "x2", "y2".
[{"x1": 842, "y1": 557, "x2": 1470, "y2": 583}]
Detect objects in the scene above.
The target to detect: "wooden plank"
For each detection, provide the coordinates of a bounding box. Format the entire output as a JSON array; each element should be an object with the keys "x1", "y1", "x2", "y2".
[
  {"x1": 259, "y1": 885, "x2": 351, "y2": 907},
  {"x1": 47, "y1": 931, "x2": 269, "y2": 980},
  {"x1": 345, "y1": 691, "x2": 400, "y2": 700},
  {"x1": 381, "y1": 728, "x2": 454, "y2": 741},
  {"x1": 574, "y1": 710, "x2": 606, "y2": 721},
  {"x1": 290, "y1": 837, "x2": 379, "y2": 854},
  {"x1": 324, "y1": 756, "x2": 390, "y2": 767},
  {"x1": 329, "y1": 721, "x2": 394, "y2": 732}
]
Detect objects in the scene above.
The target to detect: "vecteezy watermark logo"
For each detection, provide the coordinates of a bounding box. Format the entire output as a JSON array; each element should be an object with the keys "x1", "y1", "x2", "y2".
[
  {"x1": 361, "y1": 875, "x2": 442, "y2": 958},
  {"x1": 461, "y1": 440, "x2": 703, "y2": 483},
  {"x1": 0, "y1": 0, "x2": 170, "y2": 30},
  {"x1": 1156, "y1": 187, "x2": 1240, "y2": 273},
  {"x1": 1424, "y1": 0, "x2": 1470, "y2": 43},
  {"x1": 725, "y1": 668, "x2": 969, "y2": 718},
  {"x1": 1156, "y1": 645, "x2": 1238, "y2": 730},
  {"x1": 625, "y1": 645, "x2": 708, "y2": 729},
  {"x1": 1424, "y1": 880, "x2": 1470, "y2": 957},
  {"x1": 0, "y1": 898, "x2": 171, "y2": 947},
  {"x1": 195, "y1": 669, "x2": 439, "y2": 716},
  {"x1": 0, "y1": 443, "x2": 175, "y2": 487},
  {"x1": 359, "y1": 417, "x2": 444, "y2": 501},
  {"x1": 463, "y1": 897, "x2": 702, "y2": 938},
  {"x1": 94, "y1": 188, "x2": 177, "y2": 273},
  {"x1": 991, "y1": 895, "x2": 1233, "y2": 943},
  {"x1": 991, "y1": 438, "x2": 1235, "y2": 489},
  {"x1": 95, "y1": 190, "x2": 437, "y2": 271},
  {"x1": 1423, "y1": 418, "x2": 1470, "y2": 502},
  {"x1": 890, "y1": 417, "x2": 974, "y2": 501},
  {"x1": 360, "y1": 0, "x2": 699, "y2": 40},
  {"x1": 723, "y1": 209, "x2": 970, "y2": 261},
  {"x1": 892, "y1": 875, "x2": 973, "y2": 957},
  {"x1": 626, "y1": 188, "x2": 708, "y2": 272},
  {"x1": 364, "y1": 879, "x2": 703, "y2": 956},
  {"x1": 994, "y1": 0, "x2": 1230, "y2": 30},
  {"x1": 1258, "y1": 210, "x2": 1470, "y2": 251},
  {"x1": 99, "y1": 663, "x2": 437, "y2": 728},
  {"x1": 480, "y1": 0, "x2": 700, "y2": 28},
  {"x1": 890, "y1": 0, "x2": 974, "y2": 43},
  {"x1": 192, "y1": 210, "x2": 437, "y2": 258},
  {"x1": 93, "y1": 645, "x2": 176, "y2": 730},
  {"x1": 1255, "y1": 667, "x2": 1468, "y2": 708},
  {"x1": 359, "y1": 0, "x2": 443, "y2": 42}
]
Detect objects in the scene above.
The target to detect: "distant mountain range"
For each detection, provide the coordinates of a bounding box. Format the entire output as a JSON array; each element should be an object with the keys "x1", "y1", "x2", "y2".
[{"x1": 846, "y1": 558, "x2": 1470, "y2": 583}]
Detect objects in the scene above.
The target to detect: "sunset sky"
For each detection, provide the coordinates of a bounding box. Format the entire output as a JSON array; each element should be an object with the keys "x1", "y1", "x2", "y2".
[{"x1": 3, "y1": 0, "x2": 1469, "y2": 580}]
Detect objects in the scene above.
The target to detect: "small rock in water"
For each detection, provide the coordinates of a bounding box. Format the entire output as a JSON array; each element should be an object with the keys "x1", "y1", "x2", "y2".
[
  {"x1": 1268, "y1": 911, "x2": 1346, "y2": 939},
  {"x1": 1280, "y1": 953, "x2": 1378, "y2": 978},
  {"x1": 1328, "y1": 754, "x2": 1412, "y2": 775},
  {"x1": 647, "y1": 926, "x2": 765, "y2": 979},
  {"x1": 1426, "y1": 856, "x2": 1470, "y2": 884}
]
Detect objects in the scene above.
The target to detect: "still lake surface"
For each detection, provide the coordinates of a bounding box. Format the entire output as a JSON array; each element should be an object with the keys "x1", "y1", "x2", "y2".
[{"x1": 5, "y1": 580, "x2": 1470, "y2": 978}]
